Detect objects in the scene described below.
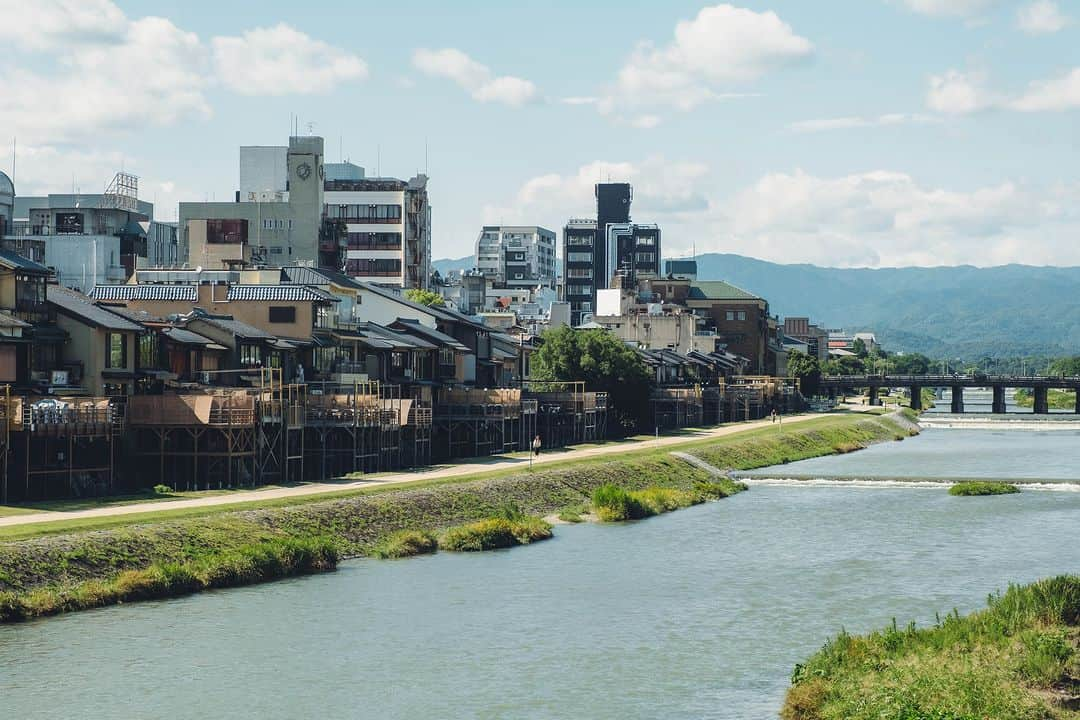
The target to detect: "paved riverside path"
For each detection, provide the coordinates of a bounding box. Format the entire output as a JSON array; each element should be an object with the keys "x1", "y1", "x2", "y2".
[{"x1": 0, "y1": 413, "x2": 829, "y2": 529}]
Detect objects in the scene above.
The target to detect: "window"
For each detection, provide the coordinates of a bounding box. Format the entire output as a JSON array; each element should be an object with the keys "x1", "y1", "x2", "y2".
[
  {"x1": 567, "y1": 268, "x2": 592, "y2": 278},
  {"x1": 345, "y1": 231, "x2": 401, "y2": 249},
  {"x1": 391, "y1": 352, "x2": 405, "y2": 369},
  {"x1": 327, "y1": 203, "x2": 402, "y2": 223},
  {"x1": 240, "y1": 343, "x2": 262, "y2": 367},
  {"x1": 137, "y1": 332, "x2": 159, "y2": 370},
  {"x1": 725, "y1": 311, "x2": 735, "y2": 321},
  {"x1": 439, "y1": 347, "x2": 455, "y2": 367},
  {"x1": 345, "y1": 258, "x2": 402, "y2": 276},
  {"x1": 567, "y1": 252, "x2": 592, "y2": 263},
  {"x1": 636, "y1": 237, "x2": 656, "y2": 247},
  {"x1": 269, "y1": 306, "x2": 296, "y2": 323},
  {"x1": 737, "y1": 311, "x2": 746, "y2": 321},
  {"x1": 106, "y1": 333, "x2": 127, "y2": 369}
]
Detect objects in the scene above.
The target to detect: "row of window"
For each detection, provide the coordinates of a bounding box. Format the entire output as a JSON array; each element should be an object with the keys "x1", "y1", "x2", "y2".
[
  {"x1": 346, "y1": 258, "x2": 402, "y2": 276},
  {"x1": 725, "y1": 311, "x2": 748, "y2": 321},
  {"x1": 346, "y1": 232, "x2": 401, "y2": 249},
  {"x1": 327, "y1": 204, "x2": 403, "y2": 222},
  {"x1": 566, "y1": 252, "x2": 592, "y2": 263},
  {"x1": 566, "y1": 284, "x2": 593, "y2": 296},
  {"x1": 261, "y1": 218, "x2": 294, "y2": 230},
  {"x1": 566, "y1": 268, "x2": 592, "y2": 278},
  {"x1": 634, "y1": 252, "x2": 656, "y2": 264}
]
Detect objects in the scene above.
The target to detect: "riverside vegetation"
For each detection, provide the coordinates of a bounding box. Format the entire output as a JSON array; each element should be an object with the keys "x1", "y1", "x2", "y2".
[
  {"x1": 782, "y1": 575, "x2": 1080, "y2": 720},
  {"x1": 950, "y1": 480, "x2": 1021, "y2": 496},
  {"x1": 0, "y1": 412, "x2": 913, "y2": 622}
]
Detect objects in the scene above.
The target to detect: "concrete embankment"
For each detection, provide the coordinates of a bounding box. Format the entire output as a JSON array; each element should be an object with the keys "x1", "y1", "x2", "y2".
[{"x1": 0, "y1": 412, "x2": 913, "y2": 622}]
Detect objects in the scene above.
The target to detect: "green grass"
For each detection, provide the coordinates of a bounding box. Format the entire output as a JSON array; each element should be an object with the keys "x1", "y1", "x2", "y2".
[
  {"x1": 366, "y1": 530, "x2": 438, "y2": 559},
  {"x1": 438, "y1": 516, "x2": 552, "y2": 551},
  {"x1": 556, "y1": 504, "x2": 588, "y2": 523},
  {"x1": 0, "y1": 536, "x2": 337, "y2": 622},
  {"x1": 782, "y1": 575, "x2": 1080, "y2": 720},
  {"x1": 0, "y1": 412, "x2": 913, "y2": 622},
  {"x1": 949, "y1": 481, "x2": 1021, "y2": 496},
  {"x1": 590, "y1": 481, "x2": 746, "y2": 522},
  {"x1": 1014, "y1": 388, "x2": 1076, "y2": 410},
  {"x1": 693, "y1": 478, "x2": 749, "y2": 499}
]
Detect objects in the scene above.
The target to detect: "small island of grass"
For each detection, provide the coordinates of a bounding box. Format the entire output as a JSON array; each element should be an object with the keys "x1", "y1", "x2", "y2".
[{"x1": 949, "y1": 481, "x2": 1021, "y2": 496}]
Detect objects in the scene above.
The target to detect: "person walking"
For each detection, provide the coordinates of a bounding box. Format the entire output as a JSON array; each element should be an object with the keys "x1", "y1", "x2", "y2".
[
  {"x1": 532, "y1": 435, "x2": 542, "y2": 457},
  {"x1": 770, "y1": 408, "x2": 777, "y2": 423}
]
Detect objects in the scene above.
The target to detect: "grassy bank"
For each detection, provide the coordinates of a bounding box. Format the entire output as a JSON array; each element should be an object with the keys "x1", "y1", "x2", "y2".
[
  {"x1": 0, "y1": 412, "x2": 914, "y2": 622},
  {"x1": 950, "y1": 480, "x2": 1021, "y2": 496},
  {"x1": 782, "y1": 575, "x2": 1080, "y2": 720},
  {"x1": 1015, "y1": 388, "x2": 1076, "y2": 410}
]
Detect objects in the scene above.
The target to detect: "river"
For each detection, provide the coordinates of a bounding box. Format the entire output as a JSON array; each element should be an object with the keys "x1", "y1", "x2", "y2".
[{"x1": 2, "y1": 424, "x2": 1080, "y2": 719}]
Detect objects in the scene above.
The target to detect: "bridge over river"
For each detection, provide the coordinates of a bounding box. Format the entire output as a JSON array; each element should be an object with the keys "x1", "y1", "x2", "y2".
[{"x1": 818, "y1": 375, "x2": 1080, "y2": 413}]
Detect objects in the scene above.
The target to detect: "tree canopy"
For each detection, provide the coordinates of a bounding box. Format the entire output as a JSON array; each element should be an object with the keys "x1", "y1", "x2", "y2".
[
  {"x1": 891, "y1": 352, "x2": 930, "y2": 375},
  {"x1": 1048, "y1": 356, "x2": 1080, "y2": 376},
  {"x1": 786, "y1": 350, "x2": 821, "y2": 396},
  {"x1": 404, "y1": 288, "x2": 446, "y2": 307},
  {"x1": 529, "y1": 327, "x2": 653, "y2": 436}
]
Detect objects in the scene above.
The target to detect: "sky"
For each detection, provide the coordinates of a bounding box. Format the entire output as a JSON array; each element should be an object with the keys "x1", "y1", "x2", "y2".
[{"x1": 1, "y1": 0, "x2": 1078, "y2": 268}]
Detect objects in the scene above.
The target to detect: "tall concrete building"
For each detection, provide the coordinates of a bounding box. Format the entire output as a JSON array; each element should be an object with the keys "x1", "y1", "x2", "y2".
[
  {"x1": 561, "y1": 182, "x2": 662, "y2": 326},
  {"x1": 2, "y1": 171, "x2": 178, "y2": 291},
  {"x1": 474, "y1": 225, "x2": 556, "y2": 288},
  {"x1": 180, "y1": 137, "x2": 431, "y2": 289}
]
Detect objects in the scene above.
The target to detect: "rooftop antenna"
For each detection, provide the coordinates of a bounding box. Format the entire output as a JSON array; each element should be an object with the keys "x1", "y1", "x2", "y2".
[{"x1": 306, "y1": 121, "x2": 315, "y2": 136}]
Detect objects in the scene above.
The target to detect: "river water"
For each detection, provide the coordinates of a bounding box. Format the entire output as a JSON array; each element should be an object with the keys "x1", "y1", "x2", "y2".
[{"x1": 3, "y1": 425, "x2": 1080, "y2": 719}]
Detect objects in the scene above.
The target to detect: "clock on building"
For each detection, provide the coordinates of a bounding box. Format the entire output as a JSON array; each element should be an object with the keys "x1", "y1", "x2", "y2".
[{"x1": 297, "y1": 163, "x2": 312, "y2": 180}]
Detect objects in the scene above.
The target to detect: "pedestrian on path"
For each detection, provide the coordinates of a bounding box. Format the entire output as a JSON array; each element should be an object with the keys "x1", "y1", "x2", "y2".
[{"x1": 532, "y1": 435, "x2": 542, "y2": 456}]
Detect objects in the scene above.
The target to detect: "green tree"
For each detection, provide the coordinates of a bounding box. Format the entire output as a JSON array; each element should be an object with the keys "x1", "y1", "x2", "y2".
[
  {"x1": 891, "y1": 352, "x2": 930, "y2": 375},
  {"x1": 404, "y1": 288, "x2": 446, "y2": 307},
  {"x1": 823, "y1": 355, "x2": 866, "y2": 376},
  {"x1": 530, "y1": 326, "x2": 654, "y2": 437},
  {"x1": 1048, "y1": 356, "x2": 1080, "y2": 377},
  {"x1": 851, "y1": 338, "x2": 868, "y2": 358},
  {"x1": 786, "y1": 350, "x2": 821, "y2": 396}
]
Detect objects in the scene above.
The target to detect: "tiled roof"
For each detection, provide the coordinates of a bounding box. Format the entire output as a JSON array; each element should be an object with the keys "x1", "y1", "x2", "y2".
[
  {"x1": 161, "y1": 327, "x2": 223, "y2": 347},
  {"x1": 687, "y1": 281, "x2": 761, "y2": 301},
  {"x1": 226, "y1": 284, "x2": 338, "y2": 302},
  {"x1": 390, "y1": 319, "x2": 469, "y2": 351},
  {"x1": 0, "y1": 249, "x2": 51, "y2": 274},
  {"x1": 192, "y1": 315, "x2": 274, "y2": 340},
  {"x1": 48, "y1": 286, "x2": 144, "y2": 331},
  {"x1": 90, "y1": 284, "x2": 199, "y2": 301}
]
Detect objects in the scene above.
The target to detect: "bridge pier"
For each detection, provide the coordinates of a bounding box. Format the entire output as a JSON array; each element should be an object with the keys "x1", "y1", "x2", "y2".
[
  {"x1": 909, "y1": 385, "x2": 922, "y2": 411},
  {"x1": 950, "y1": 386, "x2": 964, "y2": 414},
  {"x1": 1033, "y1": 386, "x2": 1049, "y2": 414},
  {"x1": 868, "y1": 385, "x2": 880, "y2": 406},
  {"x1": 1075, "y1": 390, "x2": 1080, "y2": 415},
  {"x1": 992, "y1": 386, "x2": 1007, "y2": 414}
]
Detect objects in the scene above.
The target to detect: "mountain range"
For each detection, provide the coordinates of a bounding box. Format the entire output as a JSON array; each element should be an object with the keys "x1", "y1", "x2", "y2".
[{"x1": 432, "y1": 253, "x2": 1080, "y2": 359}]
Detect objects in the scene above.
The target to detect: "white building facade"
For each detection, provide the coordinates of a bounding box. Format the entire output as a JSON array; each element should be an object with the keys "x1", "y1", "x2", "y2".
[{"x1": 474, "y1": 225, "x2": 556, "y2": 288}]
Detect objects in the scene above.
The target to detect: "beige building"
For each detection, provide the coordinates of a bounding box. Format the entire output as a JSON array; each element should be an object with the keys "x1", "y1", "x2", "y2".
[{"x1": 49, "y1": 286, "x2": 142, "y2": 395}]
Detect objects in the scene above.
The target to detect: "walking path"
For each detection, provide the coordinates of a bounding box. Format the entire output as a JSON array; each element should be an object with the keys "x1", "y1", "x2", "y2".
[{"x1": 0, "y1": 413, "x2": 827, "y2": 529}]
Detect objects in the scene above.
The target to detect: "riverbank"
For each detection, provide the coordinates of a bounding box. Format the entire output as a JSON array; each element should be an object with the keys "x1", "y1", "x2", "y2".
[
  {"x1": 0, "y1": 412, "x2": 914, "y2": 622},
  {"x1": 782, "y1": 575, "x2": 1080, "y2": 720}
]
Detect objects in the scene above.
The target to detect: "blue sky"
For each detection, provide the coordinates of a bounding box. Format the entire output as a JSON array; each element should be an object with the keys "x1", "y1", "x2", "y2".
[{"x1": 1, "y1": 0, "x2": 1077, "y2": 266}]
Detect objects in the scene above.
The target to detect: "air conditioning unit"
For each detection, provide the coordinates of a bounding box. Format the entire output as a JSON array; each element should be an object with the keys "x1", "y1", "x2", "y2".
[{"x1": 51, "y1": 370, "x2": 69, "y2": 386}]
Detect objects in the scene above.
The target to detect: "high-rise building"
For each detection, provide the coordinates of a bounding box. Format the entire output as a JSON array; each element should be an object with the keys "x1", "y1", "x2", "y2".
[
  {"x1": 474, "y1": 225, "x2": 556, "y2": 288},
  {"x1": 180, "y1": 136, "x2": 431, "y2": 289},
  {"x1": 561, "y1": 182, "x2": 661, "y2": 325},
  {"x1": 562, "y1": 218, "x2": 598, "y2": 325}
]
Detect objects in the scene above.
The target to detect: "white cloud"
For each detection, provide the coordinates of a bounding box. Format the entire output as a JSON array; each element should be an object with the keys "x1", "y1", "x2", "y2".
[
  {"x1": 412, "y1": 48, "x2": 537, "y2": 106},
  {"x1": 0, "y1": 0, "x2": 127, "y2": 50},
  {"x1": 488, "y1": 161, "x2": 1080, "y2": 267},
  {"x1": 926, "y1": 70, "x2": 993, "y2": 114},
  {"x1": 716, "y1": 170, "x2": 1079, "y2": 266},
  {"x1": 1017, "y1": 0, "x2": 1070, "y2": 33},
  {"x1": 789, "y1": 113, "x2": 941, "y2": 133},
  {"x1": 595, "y1": 4, "x2": 811, "y2": 125},
  {"x1": 901, "y1": 0, "x2": 1000, "y2": 18},
  {"x1": 1010, "y1": 68, "x2": 1080, "y2": 111},
  {"x1": 212, "y1": 24, "x2": 368, "y2": 95},
  {"x1": 0, "y1": 14, "x2": 210, "y2": 145},
  {"x1": 482, "y1": 157, "x2": 710, "y2": 232},
  {"x1": 926, "y1": 66, "x2": 1080, "y2": 114}
]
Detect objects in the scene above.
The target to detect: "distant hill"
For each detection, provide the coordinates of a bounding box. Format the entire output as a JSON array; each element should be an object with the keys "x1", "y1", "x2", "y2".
[
  {"x1": 432, "y1": 255, "x2": 474, "y2": 277},
  {"x1": 691, "y1": 254, "x2": 1080, "y2": 359},
  {"x1": 430, "y1": 252, "x2": 1080, "y2": 358}
]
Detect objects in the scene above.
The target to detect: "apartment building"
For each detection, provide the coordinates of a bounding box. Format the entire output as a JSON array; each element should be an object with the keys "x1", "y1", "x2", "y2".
[{"x1": 475, "y1": 225, "x2": 556, "y2": 288}]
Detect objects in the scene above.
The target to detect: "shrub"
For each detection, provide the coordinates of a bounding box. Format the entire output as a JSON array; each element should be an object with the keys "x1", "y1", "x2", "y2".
[
  {"x1": 439, "y1": 516, "x2": 552, "y2": 551},
  {"x1": 368, "y1": 530, "x2": 438, "y2": 559},
  {"x1": 949, "y1": 481, "x2": 1020, "y2": 496},
  {"x1": 632, "y1": 487, "x2": 699, "y2": 514},
  {"x1": 591, "y1": 483, "x2": 647, "y2": 522},
  {"x1": 693, "y1": 478, "x2": 749, "y2": 500},
  {"x1": 153, "y1": 484, "x2": 172, "y2": 495}
]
